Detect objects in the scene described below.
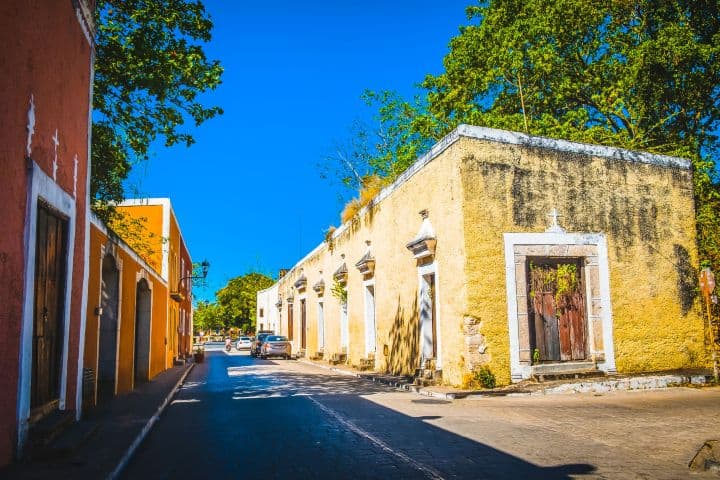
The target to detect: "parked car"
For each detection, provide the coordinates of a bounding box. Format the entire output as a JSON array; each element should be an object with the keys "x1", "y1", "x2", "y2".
[
  {"x1": 250, "y1": 333, "x2": 272, "y2": 357},
  {"x1": 260, "y1": 335, "x2": 292, "y2": 359},
  {"x1": 236, "y1": 336, "x2": 252, "y2": 350}
]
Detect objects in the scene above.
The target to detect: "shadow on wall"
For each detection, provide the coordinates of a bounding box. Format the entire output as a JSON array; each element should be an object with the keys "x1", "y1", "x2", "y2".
[
  {"x1": 385, "y1": 296, "x2": 419, "y2": 376},
  {"x1": 674, "y1": 244, "x2": 697, "y2": 315}
]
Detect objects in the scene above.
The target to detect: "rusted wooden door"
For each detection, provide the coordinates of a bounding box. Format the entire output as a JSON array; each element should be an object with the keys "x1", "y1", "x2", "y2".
[
  {"x1": 300, "y1": 299, "x2": 306, "y2": 349},
  {"x1": 559, "y1": 292, "x2": 587, "y2": 360},
  {"x1": 530, "y1": 261, "x2": 586, "y2": 363},
  {"x1": 31, "y1": 203, "x2": 68, "y2": 410}
]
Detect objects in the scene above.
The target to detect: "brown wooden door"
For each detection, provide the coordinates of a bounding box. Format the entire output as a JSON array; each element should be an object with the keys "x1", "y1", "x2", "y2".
[
  {"x1": 559, "y1": 292, "x2": 587, "y2": 361},
  {"x1": 300, "y1": 299, "x2": 306, "y2": 349},
  {"x1": 530, "y1": 261, "x2": 586, "y2": 363},
  {"x1": 31, "y1": 202, "x2": 68, "y2": 410},
  {"x1": 287, "y1": 304, "x2": 293, "y2": 341}
]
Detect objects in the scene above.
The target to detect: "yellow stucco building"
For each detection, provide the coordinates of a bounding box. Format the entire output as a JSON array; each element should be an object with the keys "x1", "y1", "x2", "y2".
[
  {"x1": 83, "y1": 198, "x2": 194, "y2": 406},
  {"x1": 264, "y1": 125, "x2": 708, "y2": 387}
]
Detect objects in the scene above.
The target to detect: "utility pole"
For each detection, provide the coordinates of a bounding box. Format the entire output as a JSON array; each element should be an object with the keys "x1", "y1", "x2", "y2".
[{"x1": 699, "y1": 267, "x2": 718, "y2": 382}]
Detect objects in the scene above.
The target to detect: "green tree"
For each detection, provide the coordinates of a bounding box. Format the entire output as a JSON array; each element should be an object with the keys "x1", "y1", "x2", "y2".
[
  {"x1": 92, "y1": 0, "x2": 223, "y2": 218},
  {"x1": 339, "y1": 0, "x2": 720, "y2": 271},
  {"x1": 423, "y1": 1, "x2": 720, "y2": 155},
  {"x1": 212, "y1": 272, "x2": 274, "y2": 333},
  {"x1": 193, "y1": 300, "x2": 223, "y2": 334}
]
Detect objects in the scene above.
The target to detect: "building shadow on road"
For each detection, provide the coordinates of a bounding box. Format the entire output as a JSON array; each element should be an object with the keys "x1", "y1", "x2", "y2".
[{"x1": 145, "y1": 351, "x2": 597, "y2": 479}]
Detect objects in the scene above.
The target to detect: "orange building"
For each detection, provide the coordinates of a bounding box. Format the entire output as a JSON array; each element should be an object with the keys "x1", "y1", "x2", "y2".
[
  {"x1": 0, "y1": 0, "x2": 95, "y2": 464},
  {"x1": 83, "y1": 199, "x2": 194, "y2": 407},
  {"x1": 117, "y1": 198, "x2": 194, "y2": 364}
]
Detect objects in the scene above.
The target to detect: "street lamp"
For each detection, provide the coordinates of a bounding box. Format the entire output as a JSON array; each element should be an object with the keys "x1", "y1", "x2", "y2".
[{"x1": 170, "y1": 259, "x2": 210, "y2": 302}]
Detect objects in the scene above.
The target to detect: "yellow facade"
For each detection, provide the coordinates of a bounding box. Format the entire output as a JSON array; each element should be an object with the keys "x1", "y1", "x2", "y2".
[
  {"x1": 117, "y1": 199, "x2": 194, "y2": 367},
  {"x1": 84, "y1": 218, "x2": 168, "y2": 402},
  {"x1": 269, "y1": 126, "x2": 707, "y2": 387},
  {"x1": 83, "y1": 198, "x2": 194, "y2": 406}
]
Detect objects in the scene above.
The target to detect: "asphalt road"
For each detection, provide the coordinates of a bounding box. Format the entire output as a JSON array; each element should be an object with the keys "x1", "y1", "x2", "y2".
[{"x1": 122, "y1": 346, "x2": 720, "y2": 479}]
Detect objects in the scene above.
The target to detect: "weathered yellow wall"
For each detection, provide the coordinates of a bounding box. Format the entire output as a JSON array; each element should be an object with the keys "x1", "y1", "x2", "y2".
[
  {"x1": 459, "y1": 138, "x2": 705, "y2": 385},
  {"x1": 274, "y1": 131, "x2": 704, "y2": 388},
  {"x1": 277, "y1": 141, "x2": 468, "y2": 383}
]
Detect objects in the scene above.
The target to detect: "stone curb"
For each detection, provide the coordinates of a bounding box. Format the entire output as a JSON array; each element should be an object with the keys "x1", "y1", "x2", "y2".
[
  {"x1": 107, "y1": 362, "x2": 195, "y2": 480},
  {"x1": 296, "y1": 358, "x2": 715, "y2": 401},
  {"x1": 297, "y1": 358, "x2": 455, "y2": 400}
]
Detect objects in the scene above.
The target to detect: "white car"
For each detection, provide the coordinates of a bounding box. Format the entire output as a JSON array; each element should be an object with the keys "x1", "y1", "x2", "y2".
[{"x1": 236, "y1": 336, "x2": 252, "y2": 350}]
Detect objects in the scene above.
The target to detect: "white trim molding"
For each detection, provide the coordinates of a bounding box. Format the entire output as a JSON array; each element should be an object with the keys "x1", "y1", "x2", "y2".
[
  {"x1": 18, "y1": 160, "x2": 77, "y2": 454},
  {"x1": 503, "y1": 232, "x2": 616, "y2": 382}
]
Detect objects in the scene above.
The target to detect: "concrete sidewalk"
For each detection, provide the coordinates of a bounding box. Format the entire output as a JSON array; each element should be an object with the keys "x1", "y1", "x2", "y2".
[
  {"x1": 297, "y1": 357, "x2": 716, "y2": 400},
  {"x1": 1, "y1": 362, "x2": 194, "y2": 480}
]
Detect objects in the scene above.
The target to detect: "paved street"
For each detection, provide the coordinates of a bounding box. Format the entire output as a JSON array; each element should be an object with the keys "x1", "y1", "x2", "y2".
[{"x1": 122, "y1": 346, "x2": 720, "y2": 479}]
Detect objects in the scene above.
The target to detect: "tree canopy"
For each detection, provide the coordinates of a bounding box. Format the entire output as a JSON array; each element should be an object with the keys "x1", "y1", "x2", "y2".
[
  {"x1": 333, "y1": 0, "x2": 720, "y2": 271},
  {"x1": 92, "y1": 0, "x2": 223, "y2": 218},
  {"x1": 193, "y1": 272, "x2": 274, "y2": 334}
]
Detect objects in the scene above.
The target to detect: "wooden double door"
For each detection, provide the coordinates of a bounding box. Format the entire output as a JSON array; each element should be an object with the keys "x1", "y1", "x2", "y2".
[
  {"x1": 31, "y1": 202, "x2": 68, "y2": 411},
  {"x1": 529, "y1": 259, "x2": 587, "y2": 362}
]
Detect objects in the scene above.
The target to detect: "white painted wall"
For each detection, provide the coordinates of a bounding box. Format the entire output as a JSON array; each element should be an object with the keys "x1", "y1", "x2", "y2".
[{"x1": 256, "y1": 283, "x2": 279, "y2": 334}]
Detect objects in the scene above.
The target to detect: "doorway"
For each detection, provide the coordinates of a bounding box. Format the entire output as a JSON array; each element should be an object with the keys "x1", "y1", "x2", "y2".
[
  {"x1": 340, "y1": 300, "x2": 348, "y2": 351},
  {"x1": 317, "y1": 301, "x2": 325, "y2": 351},
  {"x1": 528, "y1": 259, "x2": 587, "y2": 362},
  {"x1": 31, "y1": 202, "x2": 68, "y2": 414},
  {"x1": 287, "y1": 303, "x2": 294, "y2": 341},
  {"x1": 134, "y1": 279, "x2": 151, "y2": 384},
  {"x1": 98, "y1": 253, "x2": 120, "y2": 402},
  {"x1": 364, "y1": 284, "x2": 376, "y2": 356},
  {"x1": 420, "y1": 273, "x2": 437, "y2": 362},
  {"x1": 300, "y1": 299, "x2": 307, "y2": 349}
]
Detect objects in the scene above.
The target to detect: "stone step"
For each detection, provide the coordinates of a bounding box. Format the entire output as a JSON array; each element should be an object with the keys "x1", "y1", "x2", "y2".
[
  {"x1": 33, "y1": 420, "x2": 99, "y2": 460},
  {"x1": 533, "y1": 369, "x2": 605, "y2": 382},
  {"x1": 531, "y1": 361, "x2": 596, "y2": 375},
  {"x1": 23, "y1": 410, "x2": 75, "y2": 460}
]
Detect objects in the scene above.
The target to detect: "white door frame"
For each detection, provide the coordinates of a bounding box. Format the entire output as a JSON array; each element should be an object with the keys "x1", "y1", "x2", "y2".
[
  {"x1": 317, "y1": 300, "x2": 325, "y2": 351},
  {"x1": 18, "y1": 161, "x2": 77, "y2": 454},
  {"x1": 503, "y1": 232, "x2": 616, "y2": 381},
  {"x1": 417, "y1": 261, "x2": 441, "y2": 369},
  {"x1": 363, "y1": 279, "x2": 376, "y2": 356}
]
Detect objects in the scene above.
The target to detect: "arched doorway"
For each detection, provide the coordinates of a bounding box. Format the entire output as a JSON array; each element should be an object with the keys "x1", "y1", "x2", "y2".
[
  {"x1": 98, "y1": 254, "x2": 119, "y2": 402},
  {"x1": 134, "y1": 279, "x2": 151, "y2": 385}
]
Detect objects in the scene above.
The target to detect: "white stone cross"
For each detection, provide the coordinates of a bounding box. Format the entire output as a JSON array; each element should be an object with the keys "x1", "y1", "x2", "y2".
[
  {"x1": 545, "y1": 208, "x2": 566, "y2": 233},
  {"x1": 26, "y1": 95, "x2": 35, "y2": 158},
  {"x1": 52, "y1": 129, "x2": 60, "y2": 181},
  {"x1": 73, "y1": 154, "x2": 79, "y2": 198}
]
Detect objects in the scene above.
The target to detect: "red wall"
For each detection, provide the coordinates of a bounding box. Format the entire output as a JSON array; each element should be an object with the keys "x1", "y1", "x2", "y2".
[{"x1": 0, "y1": 0, "x2": 92, "y2": 465}]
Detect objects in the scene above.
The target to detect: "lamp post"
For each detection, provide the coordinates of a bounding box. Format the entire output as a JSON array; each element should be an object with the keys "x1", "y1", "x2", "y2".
[{"x1": 171, "y1": 259, "x2": 210, "y2": 302}]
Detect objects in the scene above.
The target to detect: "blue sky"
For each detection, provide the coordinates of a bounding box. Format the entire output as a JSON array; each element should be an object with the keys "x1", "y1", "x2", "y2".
[{"x1": 123, "y1": 1, "x2": 472, "y2": 301}]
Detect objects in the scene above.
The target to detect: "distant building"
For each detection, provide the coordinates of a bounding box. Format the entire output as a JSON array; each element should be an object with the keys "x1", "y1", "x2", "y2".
[
  {"x1": 0, "y1": 0, "x2": 95, "y2": 464},
  {"x1": 263, "y1": 125, "x2": 707, "y2": 387},
  {"x1": 257, "y1": 283, "x2": 280, "y2": 333}
]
